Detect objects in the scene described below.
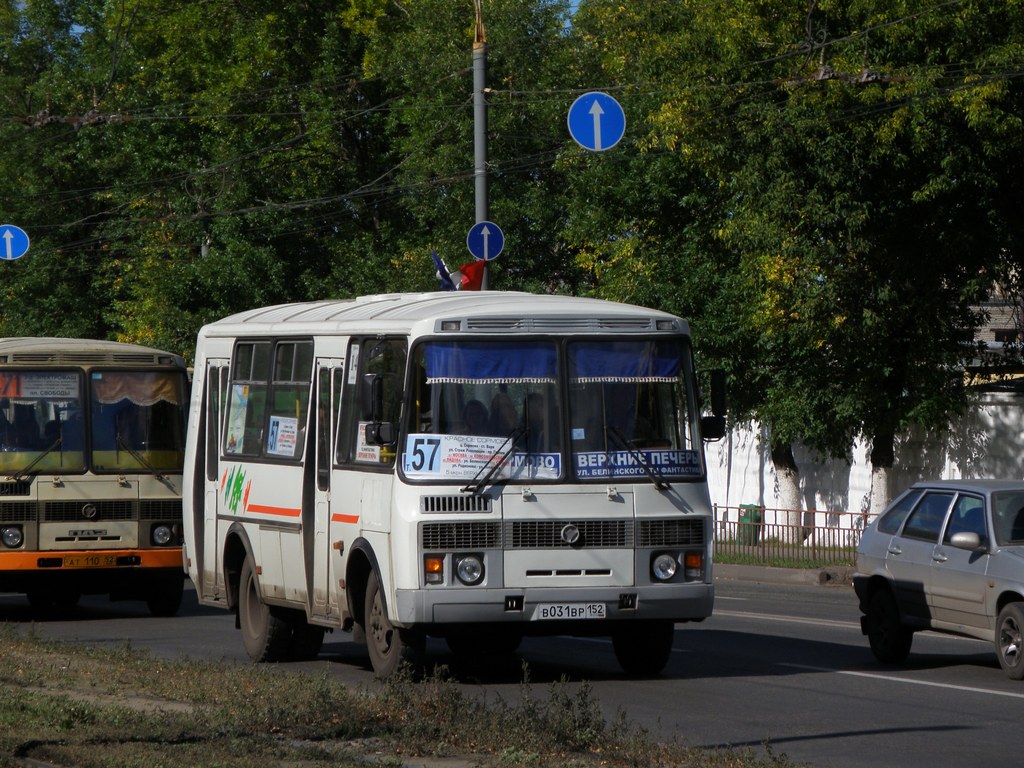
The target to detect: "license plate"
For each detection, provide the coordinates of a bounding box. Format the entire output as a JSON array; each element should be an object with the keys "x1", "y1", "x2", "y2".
[
  {"x1": 63, "y1": 554, "x2": 117, "y2": 568},
  {"x1": 535, "y1": 602, "x2": 606, "y2": 620}
]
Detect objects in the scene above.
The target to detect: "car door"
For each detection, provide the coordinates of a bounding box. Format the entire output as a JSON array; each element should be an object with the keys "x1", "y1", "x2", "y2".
[
  {"x1": 886, "y1": 491, "x2": 954, "y2": 625},
  {"x1": 928, "y1": 493, "x2": 991, "y2": 631}
]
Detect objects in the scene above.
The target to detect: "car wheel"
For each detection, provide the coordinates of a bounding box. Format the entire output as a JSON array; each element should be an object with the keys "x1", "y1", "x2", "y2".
[
  {"x1": 996, "y1": 603, "x2": 1024, "y2": 680},
  {"x1": 865, "y1": 589, "x2": 913, "y2": 664}
]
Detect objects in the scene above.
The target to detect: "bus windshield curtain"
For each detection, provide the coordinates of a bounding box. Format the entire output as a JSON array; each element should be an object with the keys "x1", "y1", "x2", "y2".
[
  {"x1": 424, "y1": 342, "x2": 556, "y2": 384},
  {"x1": 92, "y1": 372, "x2": 183, "y2": 406},
  {"x1": 569, "y1": 341, "x2": 680, "y2": 383}
]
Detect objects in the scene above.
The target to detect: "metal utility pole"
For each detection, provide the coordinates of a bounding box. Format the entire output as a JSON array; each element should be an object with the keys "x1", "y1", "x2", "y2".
[{"x1": 473, "y1": 0, "x2": 490, "y2": 290}]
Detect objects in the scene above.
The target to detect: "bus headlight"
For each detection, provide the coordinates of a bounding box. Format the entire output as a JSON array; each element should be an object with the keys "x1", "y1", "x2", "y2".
[
  {"x1": 455, "y1": 554, "x2": 484, "y2": 586},
  {"x1": 151, "y1": 525, "x2": 173, "y2": 546},
  {"x1": 2, "y1": 526, "x2": 23, "y2": 548},
  {"x1": 651, "y1": 553, "x2": 678, "y2": 581}
]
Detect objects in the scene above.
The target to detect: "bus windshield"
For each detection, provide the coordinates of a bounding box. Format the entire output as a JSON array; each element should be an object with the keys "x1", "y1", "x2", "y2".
[
  {"x1": 403, "y1": 340, "x2": 562, "y2": 482},
  {"x1": 0, "y1": 370, "x2": 86, "y2": 473},
  {"x1": 566, "y1": 340, "x2": 703, "y2": 481},
  {"x1": 401, "y1": 337, "x2": 703, "y2": 484},
  {"x1": 0, "y1": 368, "x2": 187, "y2": 474},
  {"x1": 90, "y1": 370, "x2": 188, "y2": 472}
]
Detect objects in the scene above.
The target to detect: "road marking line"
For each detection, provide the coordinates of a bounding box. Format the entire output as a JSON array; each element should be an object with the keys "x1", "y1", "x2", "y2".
[
  {"x1": 779, "y1": 662, "x2": 1024, "y2": 699},
  {"x1": 713, "y1": 609, "x2": 860, "y2": 630}
]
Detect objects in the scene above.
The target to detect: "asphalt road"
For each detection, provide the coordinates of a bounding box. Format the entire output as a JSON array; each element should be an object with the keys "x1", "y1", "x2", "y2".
[{"x1": 2, "y1": 576, "x2": 1021, "y2": 768}]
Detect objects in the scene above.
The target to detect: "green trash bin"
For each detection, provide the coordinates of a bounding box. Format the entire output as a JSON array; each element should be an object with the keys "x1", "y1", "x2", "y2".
[{"x1": 737, "y1": 504, "x2": 763, "y2": 545}]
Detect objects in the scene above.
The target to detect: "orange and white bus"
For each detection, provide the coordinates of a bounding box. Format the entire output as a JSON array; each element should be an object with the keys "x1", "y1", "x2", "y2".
[
  {"x1": 182, "y1": 292, "x2": 726, "y2": 674},
  {"x1": 0, "y1": 337, "x2": 189, "y2": 614}
]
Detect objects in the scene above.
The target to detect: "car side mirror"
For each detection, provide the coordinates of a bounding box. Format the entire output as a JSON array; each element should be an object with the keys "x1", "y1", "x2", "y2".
[{"x1": 949, "y1": 531, "x2": 987, "y2": 553}]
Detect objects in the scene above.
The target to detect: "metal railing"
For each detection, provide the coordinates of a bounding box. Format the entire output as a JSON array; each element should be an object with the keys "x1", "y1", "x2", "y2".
[{"x1": 713, "y1": 504, "x2": 868, "y2": 566}]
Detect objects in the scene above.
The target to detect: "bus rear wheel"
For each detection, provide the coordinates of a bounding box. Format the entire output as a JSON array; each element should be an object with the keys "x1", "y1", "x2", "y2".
[
  {"x1": 239, "y1": 558, "x2": 291, "y2": 662},
  {"x1": 612, "y1": 620, "x2": 675, "y2": 676},
  {"x1": 364, "y1": 570, "x2": 423, "y2": 676}
]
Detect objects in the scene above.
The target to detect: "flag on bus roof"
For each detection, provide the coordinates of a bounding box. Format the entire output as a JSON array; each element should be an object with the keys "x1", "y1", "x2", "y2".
[
  {"x1": 432, "y1": 250, "x2": 458, "y2": 291},
  {"x1": 431, "y1": 250, "x2": 485, "y2": 291},
  {"x1": 456, "y1": 259, "x2": 485, "y2": 291}
]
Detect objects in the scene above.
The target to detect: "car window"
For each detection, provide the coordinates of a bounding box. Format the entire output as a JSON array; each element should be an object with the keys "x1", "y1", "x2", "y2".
[
  {"x1": 877, "y1": 490, "x2": 924, "y2": 535},
  {"x1": 943, "y1": 495, "x2": 987, "y2": 543},
  {"x1": 901, "y1": 491, "x2": 954, "y2": 542},
  {"x1": 992, "y1": 492, "x2": 1024, "y2": 545}
]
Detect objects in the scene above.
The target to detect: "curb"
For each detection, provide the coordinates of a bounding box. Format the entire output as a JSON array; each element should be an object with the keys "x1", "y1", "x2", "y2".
[{"x1": 714, "y1": 563, "x2": 854, "y2": 587}]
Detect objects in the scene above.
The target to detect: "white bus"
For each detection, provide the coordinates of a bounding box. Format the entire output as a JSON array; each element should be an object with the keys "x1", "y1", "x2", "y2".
[
  {"x1": 182, "y1": 292, "x2": 726, "y2": 675},
  {"x1": 0, "y1": 337, "x2": 189, "y2": 614}
]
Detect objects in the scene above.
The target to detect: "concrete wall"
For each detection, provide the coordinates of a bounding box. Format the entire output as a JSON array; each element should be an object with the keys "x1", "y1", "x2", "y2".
[{"x1": 706, "y1": 391, "x2": 1024, "y2": 517}]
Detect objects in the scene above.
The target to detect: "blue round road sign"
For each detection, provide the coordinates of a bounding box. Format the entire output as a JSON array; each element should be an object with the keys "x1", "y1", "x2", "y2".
[
  {"x1": 0, "y1": 225, "x2": 30, "y2": 261},
  {"x1": 567, "y1": 92, "x2": 626, "y2": 152},
  {"x1": 466, "y1": 221, "x2": 504, "y2": 261}
]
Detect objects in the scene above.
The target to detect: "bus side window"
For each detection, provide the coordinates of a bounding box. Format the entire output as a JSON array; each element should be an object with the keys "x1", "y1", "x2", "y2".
[{"x1": 224, "y1": 341, "x2": 271, "y2": 456}]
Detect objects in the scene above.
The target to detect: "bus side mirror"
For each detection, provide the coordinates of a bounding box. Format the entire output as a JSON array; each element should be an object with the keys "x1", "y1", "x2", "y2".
[
  {"x1": 701, "y1": 415, "x2": 726, "y2": 441},
  {"x1": 364, "y1": 421, "x2": 396, "y2": 446}
]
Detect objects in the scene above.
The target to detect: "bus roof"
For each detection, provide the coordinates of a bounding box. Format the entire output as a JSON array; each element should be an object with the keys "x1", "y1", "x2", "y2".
[
  {"x1": 0, "y1": 337, "x2": 186, "y2": 367},
  {"x1": 200, "y1": 292, "x2": 690, "y2": 338}
]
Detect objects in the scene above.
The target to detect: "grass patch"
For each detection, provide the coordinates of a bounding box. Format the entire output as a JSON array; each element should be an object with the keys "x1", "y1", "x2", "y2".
[
  {"x1": 0, "y1": 625, "x2": 800, "y2": 768},
  {"x1": 715, "y1": 550, "x2": 855, "y2": 569}
]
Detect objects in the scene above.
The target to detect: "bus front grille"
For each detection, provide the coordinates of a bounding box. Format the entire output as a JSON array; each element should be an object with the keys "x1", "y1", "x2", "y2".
[
  {"x1": 0, "y1": 481, "x2": 32, "y2": 497},
  {"x1": 0, "y1": 502, "x2": 38, "y2": 522},
  {"x1": 636, "y1": 518, "x2": 705, "y2": 546},
  {"x1": 140, "y1": 500, "x2": 183, "y2": 520},
  {"x1": 420, "y1": 495, "x2": 492, "y2": 514},
  {"x1": 506, "y1": 520, "x2": 632, "y2": 549},
  {"x1": 43, "y1": 501, "x2": 135, "y2": 522},
  {"x1": 421, "y1": 521, "x2": 502, "y2": 550}
]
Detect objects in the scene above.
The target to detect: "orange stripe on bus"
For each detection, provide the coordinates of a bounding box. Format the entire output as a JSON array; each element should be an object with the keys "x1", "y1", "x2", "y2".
[
  {"x1": 331, "y1": 513, "x2": 360, "y2": 524},
  {"x1": 246, "y1": 504, "x2": 302, "y2": 517}
]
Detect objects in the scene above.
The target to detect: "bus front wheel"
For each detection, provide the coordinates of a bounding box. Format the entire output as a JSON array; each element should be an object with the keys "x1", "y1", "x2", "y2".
[
  {"x1": 364, "y1": 570, "x2": 423, "y2": 676},
  {"x1": 611, "y1": 620, "x2": 675, "y2": 676},
  {"x1": 239, "y1": 558, "x2": 291, "y2": 662}
]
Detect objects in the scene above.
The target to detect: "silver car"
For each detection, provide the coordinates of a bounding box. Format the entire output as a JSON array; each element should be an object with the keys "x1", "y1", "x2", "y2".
[{"x1": 854, "y1": 479, "x2": 1024, "y2": 679}]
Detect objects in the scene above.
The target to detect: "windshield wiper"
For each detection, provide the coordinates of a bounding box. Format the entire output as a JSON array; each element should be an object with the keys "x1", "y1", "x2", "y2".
[
  {"x1": 461, "y1": 425, "x2": 528, "y2": 495},
  {"x1": 606, "y1": 425, "x2": 671, "y2": 491},
  {"x1": 10, "y1": 438, "x2": 62, "y2": 482},
  {"x1": 116, "y1": 434, "x2": 178, "y2": 494}
]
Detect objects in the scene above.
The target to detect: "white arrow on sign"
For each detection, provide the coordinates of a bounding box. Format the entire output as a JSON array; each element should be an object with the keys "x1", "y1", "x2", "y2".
[
  {"x1": 480, "y1": 224, "x2": 493, "y2": 260},
  {"x1": 589, "y1": 100, "x2": 605, "y2": 150},
  {"x1": 2, "y1": 230, "x2": 12, "y2": 260}
]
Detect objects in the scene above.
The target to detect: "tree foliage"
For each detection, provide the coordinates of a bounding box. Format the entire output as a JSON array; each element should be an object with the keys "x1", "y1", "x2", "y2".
[{"x1": 1, "y1": 0, "x2": 1022, "y2": 489}]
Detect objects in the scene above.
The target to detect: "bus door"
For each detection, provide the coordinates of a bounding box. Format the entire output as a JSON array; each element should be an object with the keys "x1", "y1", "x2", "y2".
[
  {"x1": 202, "y1": 360, "x2": 229, "y2": 601},
  {"x1": 311, "y1": 359, "x2": 343, "y2": 621},
  {"x1": 329, "y1": 338, "x2": 407, "y2": 609}
]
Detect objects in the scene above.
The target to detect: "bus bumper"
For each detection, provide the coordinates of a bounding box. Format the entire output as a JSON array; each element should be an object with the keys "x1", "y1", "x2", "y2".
[{"x1": 394, "y1": 582, "x2": 714, "y2": 628}]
